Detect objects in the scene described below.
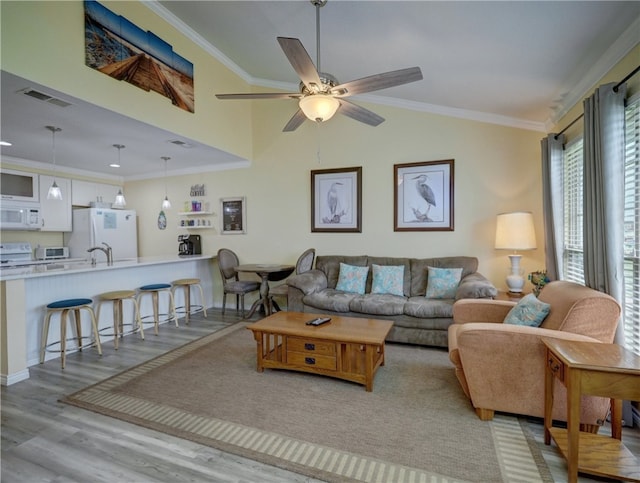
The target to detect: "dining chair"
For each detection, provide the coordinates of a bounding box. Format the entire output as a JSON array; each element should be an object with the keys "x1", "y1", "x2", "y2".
[
  {"x1": 217, "y1": 248, "x2": 260, "y2": 317},
  {"x1": 269, "y1": 248, "x2": 316, "y2": 312}
]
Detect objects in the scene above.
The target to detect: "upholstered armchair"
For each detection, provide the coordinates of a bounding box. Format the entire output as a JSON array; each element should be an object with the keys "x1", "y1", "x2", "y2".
[{"x1": 448, "y1": 281, "x2": 620, "y2": 430}]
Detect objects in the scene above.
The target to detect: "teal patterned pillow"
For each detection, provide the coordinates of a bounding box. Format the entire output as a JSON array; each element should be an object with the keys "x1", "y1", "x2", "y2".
[
  {"x1": 504, "y1": 293, "x2": 550, "y2": 327},
  {"x1": 336, "y1": 263, "x2": 369, "y2": 294},
  {"x1": 371, "y1": 264, "x2": 405, "y2": 296},
  {"x1": 425, "y1": 267, "x2": 463, "y2": 299}
]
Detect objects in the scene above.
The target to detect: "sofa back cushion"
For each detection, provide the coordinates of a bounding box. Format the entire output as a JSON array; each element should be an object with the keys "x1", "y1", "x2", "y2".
[
  {"x1": 538, "y1": 280, "x2": 621, "y2": 342},
  {"x1": 410, "y1": 257, "x2": 479, "y2": 297}
]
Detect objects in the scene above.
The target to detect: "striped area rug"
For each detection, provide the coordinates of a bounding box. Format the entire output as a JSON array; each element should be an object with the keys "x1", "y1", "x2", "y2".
[{"x1": 62, "y1": 322, "x2": 552, "y2": 483}]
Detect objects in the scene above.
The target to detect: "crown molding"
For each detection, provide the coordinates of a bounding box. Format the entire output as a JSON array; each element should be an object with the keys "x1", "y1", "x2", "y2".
[{"x1": 1, "y1": 155, "x2": 124, "y2": 182}]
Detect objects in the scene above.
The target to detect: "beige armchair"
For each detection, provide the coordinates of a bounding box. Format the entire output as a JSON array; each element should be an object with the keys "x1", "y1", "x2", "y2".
[{"x1": 448, "y1": 281, "x2": 620, "y2": 430}]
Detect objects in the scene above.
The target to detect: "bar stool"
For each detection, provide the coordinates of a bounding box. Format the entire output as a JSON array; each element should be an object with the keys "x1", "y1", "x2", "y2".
[
  {"x1": 40, "y1": 298, "x2": 103, "y2": 369},
  {"x1": 171, "y1": 278, "x2": 207, "y2": 324},
  {"x1": 95, "y1": 290, "x2": 144, "y2": 350},
  {"x1": 136, "y1": 283, "x2": 177, "y2": 335}
]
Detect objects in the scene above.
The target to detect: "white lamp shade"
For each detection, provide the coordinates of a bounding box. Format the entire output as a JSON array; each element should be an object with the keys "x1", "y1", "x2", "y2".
[
  {"x1": 162, "y1": 196, "x2": 172, "y2": 210},
  {"x1": 113, "y1": 189, "x2": 126, "y2": 208},
  {"x1": 495, "y1": 211, "x2": 537, "y2": 250},
  {"x1": 47, "y1": 180, "x2": 62, "y2": 200},
  {"x1": 299, "y1": 95, "x2": 340, "y2": 122}
]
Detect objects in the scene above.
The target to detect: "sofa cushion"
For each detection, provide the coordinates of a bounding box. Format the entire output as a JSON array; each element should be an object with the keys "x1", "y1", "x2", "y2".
[
  {"x1": 316, "y1": 256, "x2": 368, "y2": 289},
  {"x1": 410, "y1": 257, "x2": 479, "y2": 296},
  {"x1": 503, "y1": 293, "x2": 551, "y2": 327},
  {"x1": 349, "y1": 294, "x2": 406, "y2": 316},
  {"x1": 303, "y1": 289, "x2": 359, "y2": 312},
  {"x1": 455, "y1": 273, "x2": 498, "y2": 300},
  {"x1": 371, "y1": 264, "x2": 405, "y2": 296},
  {"x1": 425, "y1": 267, "x2": 463, "y2": 299},
  {"x1": 404, "y1": 296, "x2": 455, "y2": 318},
  {"x1": 367, "y1": 257, "x2": 411, "y2": 294},
  {"x1": 336, "y1": 263, "x2": 369, "y2": 294}
]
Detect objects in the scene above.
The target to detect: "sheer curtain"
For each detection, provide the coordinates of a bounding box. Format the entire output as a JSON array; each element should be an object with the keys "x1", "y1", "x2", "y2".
[
  {"x1": 540, "y1": 134, "x2": 565, "y2": 281},
  {"x1": 583, "y1": 82, "x2": 627, "y2": 344}
]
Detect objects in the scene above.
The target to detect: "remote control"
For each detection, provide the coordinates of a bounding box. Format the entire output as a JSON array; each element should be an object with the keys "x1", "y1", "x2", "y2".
[{"x1": 306, "y1": 317, "x2": 331, "y2": 326}]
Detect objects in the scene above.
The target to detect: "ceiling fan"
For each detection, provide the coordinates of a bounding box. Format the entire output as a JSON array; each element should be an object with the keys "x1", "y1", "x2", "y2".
[{"x1": 215, "y1": 0, "x2": 423, "y2": 132}]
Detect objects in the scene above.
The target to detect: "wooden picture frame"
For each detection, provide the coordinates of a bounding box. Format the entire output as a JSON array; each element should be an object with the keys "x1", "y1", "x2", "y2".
[
  {"x1": 311, "y1": 167, "x2": 362, "y2": 233},
  {"x1": 220, "y1": 196, "x2": 246, "y2": 234},
  {"x1": 394, "y1": 159, "x2": 454, "y2": 231}
]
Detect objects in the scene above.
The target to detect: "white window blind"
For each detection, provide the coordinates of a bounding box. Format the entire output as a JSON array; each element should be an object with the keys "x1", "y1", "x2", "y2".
[
  {"x1": 562, "y1": 139, "x2": 585, "y2": 284},
  {"x1": 623, "y1": 96, "x2": 640, "y2": 355}
]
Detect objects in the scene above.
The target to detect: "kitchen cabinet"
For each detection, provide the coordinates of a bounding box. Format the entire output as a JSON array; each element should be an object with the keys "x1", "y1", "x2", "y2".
[
  {"x1": 71, "y1": 180, "x2": 122, "y2": 207},
  {"x1": 38, "y1": 175, "x2": 72, "y2": 232}
]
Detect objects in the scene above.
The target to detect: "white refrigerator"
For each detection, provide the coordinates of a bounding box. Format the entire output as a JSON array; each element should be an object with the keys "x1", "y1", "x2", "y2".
[{"x1": 64, "y1": 208, "x2": 138, "y2": 260}]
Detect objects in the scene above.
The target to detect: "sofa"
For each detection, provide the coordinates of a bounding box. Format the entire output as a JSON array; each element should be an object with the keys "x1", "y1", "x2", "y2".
[
  {"x1": 287, "y1": 255, "x2": 497, "y2": 347},
  {"x1": 448, "y1": 280, "x2": 621, "y2": 429}
]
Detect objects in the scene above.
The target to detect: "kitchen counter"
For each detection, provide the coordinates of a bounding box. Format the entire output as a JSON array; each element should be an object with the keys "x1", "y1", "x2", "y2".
[
  {"x1": 0, "y1": 254, "x2": 213, "y2": 281},
  {"x1": 1, "y1": 254, "x2": 216, "y2": 385}
]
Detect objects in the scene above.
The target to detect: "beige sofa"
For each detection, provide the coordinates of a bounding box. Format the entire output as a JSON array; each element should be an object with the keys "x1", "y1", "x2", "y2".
[
  {"x1": 287, "y1": 255, "x2": 497, "y2": 347},
  {"x1": 448, "y1": 281, "x2": 621, "y2": 429}
]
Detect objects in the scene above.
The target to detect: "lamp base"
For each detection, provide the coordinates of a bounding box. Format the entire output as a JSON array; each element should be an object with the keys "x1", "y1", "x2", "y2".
[{"x1": 505, "y1": 254, "x2": 525, "y2": 293}]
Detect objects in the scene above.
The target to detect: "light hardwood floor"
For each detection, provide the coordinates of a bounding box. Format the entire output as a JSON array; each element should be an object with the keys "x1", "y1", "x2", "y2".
[{"x1": 2, "y1": 309, "x2": 638, "y2": 483}]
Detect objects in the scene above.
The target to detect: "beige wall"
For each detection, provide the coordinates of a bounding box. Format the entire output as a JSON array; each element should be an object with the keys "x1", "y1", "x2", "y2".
[{"x1": 11, "y1": 1, "x2": 638, "y2": 304}]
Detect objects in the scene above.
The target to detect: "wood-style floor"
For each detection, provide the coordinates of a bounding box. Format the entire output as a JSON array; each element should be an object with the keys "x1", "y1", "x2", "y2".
[{"x1": 2, "y1": 309, "x2": 638, "y2": 483}]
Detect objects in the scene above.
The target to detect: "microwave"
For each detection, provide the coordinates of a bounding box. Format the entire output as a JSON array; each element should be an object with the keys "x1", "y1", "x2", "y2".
[
  {"x1": 0, "y1": 203, "x2": 41, "y2": 230},
  {"x1": 35, "y1": 246, "x2": 69, "y2": 260},
  {"x1": 0, "y1": 169, "x2": 39, "y2": 203}
]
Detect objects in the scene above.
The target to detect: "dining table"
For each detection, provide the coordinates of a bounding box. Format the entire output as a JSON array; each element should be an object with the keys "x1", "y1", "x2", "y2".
[{"x1": 234, "y1": 264, "x2": 295, "y2": 318}]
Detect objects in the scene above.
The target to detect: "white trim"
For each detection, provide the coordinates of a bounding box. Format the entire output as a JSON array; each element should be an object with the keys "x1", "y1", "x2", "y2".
[
  {"x1": 1, "y1": 155, "x2": 124, "y2": 182},
  {"x1": 125, "y1": 159, "x2": 252, "y2": 182},
  {"x1": 1, "y1": 368, "x2": 30, "y2": 386}
]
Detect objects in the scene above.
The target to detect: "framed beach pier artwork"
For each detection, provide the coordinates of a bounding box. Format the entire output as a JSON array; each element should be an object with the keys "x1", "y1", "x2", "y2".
[
  {"x1": 311, "y1": 167, "x2": 362, "y2": 233},
  {"x1": 394, "y1": 159, "x2": 454, "y2": 231}
]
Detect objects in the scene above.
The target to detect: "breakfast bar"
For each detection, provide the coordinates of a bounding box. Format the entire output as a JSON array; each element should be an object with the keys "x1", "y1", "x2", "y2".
[{"x1": 0, "y1": 255, "x2": 216, "y2": 385}]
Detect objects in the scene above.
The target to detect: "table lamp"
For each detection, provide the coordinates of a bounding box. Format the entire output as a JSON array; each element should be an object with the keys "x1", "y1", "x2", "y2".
[{"x1": 495, "y1": 211, "x2": 537, "y2": 293}]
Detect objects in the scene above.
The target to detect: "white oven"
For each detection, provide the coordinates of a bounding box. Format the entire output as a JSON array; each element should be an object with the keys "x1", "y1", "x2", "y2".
[
  {"x1": 0, "y1": 203, "x2": 41, "y2": 230},
  {"x1": 0, "y1": 169, "x2": 39, "y2": 203}
]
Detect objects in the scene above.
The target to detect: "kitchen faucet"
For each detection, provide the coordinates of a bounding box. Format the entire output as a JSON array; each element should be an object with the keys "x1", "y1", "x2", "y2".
[{"x1": 87, "y1": 242, "x2": 113, "y2": 265}]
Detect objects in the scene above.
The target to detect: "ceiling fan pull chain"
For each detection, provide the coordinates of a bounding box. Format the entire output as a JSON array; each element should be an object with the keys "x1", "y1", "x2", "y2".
[{"x1": 316, "y1": 121, "x2": 322, "y2": 164}]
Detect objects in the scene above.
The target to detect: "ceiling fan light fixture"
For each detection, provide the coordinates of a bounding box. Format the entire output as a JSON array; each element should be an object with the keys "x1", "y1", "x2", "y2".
[{"x1": 299, "y1": 94, "x2": 340, "y2": 123}]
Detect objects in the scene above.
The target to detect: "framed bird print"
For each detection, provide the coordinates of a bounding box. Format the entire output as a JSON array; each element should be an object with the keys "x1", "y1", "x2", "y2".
[
  {"x1": 311, "y1": 167, "x2": 362, "y2": 233},
  {"x1": 394, "y1": 160, "x2": 454, "y2": 231}
]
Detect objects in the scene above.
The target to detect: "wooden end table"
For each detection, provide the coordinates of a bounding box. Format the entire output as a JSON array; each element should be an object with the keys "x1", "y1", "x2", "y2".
[
  {"x1": 542, "y1": 337, "x2": 640, "y2": 483},
  {"x1": 247, "y1": 311, "x2": 393, "y2": 391}
]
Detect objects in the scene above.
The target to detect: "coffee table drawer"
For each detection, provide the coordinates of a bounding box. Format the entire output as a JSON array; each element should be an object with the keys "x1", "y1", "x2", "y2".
[
  {"x1": 287, "y1": 351, "x2": 336, "y2": 370},
  {"x1": 287, "y1": 337, "x2": 336, "y2": 355}
]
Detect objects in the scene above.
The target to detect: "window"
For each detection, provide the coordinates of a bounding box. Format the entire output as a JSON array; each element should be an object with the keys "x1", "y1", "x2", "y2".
[
  {"x1": 623, "y1": 96, "x2": 639, "y2": 355},
  {"x1": 559, "y1": 96, "x2": 640, "y2": 356},
  {"x1": 562, "y1": 139, "x2": 585, "y2": 284}
]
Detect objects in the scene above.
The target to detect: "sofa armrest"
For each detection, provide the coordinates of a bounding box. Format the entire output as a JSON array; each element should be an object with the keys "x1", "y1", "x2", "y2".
[
  {"x1": 452, "y1": 299, "x2": 514, "y2": 324},
  {"x1": 287, "y1": 269, "x2": 328, "y2": 295},
  {"x1": 455, "y1": 272, "x2": 497, "y2": 300}
]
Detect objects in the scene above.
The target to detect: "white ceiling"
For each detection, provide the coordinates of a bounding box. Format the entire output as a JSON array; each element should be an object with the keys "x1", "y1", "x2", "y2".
[{"x1": 2, "y1": 0, "x2": 639, "y2": 179}]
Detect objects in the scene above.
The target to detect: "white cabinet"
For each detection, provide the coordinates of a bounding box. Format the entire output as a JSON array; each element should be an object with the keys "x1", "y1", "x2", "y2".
[
  {"x1": 38, "y1": 175, "x2": 72, "y2": 231},
  {"x1": 71, "y1": 180, "x2": 122, "y2": 207}
]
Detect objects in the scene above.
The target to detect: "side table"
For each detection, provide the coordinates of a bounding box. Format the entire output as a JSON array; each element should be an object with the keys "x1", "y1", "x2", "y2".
[
  {"x1": 494, "y1": 290, "x2": 527, "y2": 301},
  {"x1": 542, "y1": 337, "x2": 640, "y2": 483}
]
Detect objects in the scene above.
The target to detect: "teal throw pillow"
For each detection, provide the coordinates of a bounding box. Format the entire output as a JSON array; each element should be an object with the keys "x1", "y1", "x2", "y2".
[
  {"x1": 335, "y1": 263, "x2": 369, "y2": 294},
  {"x1": 371, "y1": 264, "x2": 405, "y2": 296},
  {"x1": 503, "y1": 293, "x2": 551, "y2": 327},
  {"x1": 425, "y1": 267, "x2": 463, "y2": 299}
]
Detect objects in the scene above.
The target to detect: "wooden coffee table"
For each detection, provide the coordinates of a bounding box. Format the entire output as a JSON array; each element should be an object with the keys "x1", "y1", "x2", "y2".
[{"x1": 247, "y1": 312, "x2": 393, "y2": 391}]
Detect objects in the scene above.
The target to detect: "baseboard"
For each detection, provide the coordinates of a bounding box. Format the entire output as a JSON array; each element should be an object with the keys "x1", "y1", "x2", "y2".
[{"x1": 1, "y1": 368, "x2": 30, "y2": 386}]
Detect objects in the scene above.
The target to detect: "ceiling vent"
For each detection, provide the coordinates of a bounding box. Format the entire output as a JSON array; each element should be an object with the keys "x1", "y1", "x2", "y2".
[
  {"x1": 19, "y1": 88, "x2": 73, "y2": 108},
  {"x1": 168, "y1": 139, "x2": 193, "y2": 148}
]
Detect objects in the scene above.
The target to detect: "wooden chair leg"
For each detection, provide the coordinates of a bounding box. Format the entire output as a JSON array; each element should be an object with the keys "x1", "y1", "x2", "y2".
[{"x1": 475, "y1": 408, "x2": 494, "y2": 421}]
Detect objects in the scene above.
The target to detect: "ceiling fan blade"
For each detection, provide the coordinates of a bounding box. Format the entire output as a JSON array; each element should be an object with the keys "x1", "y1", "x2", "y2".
[
  {"x1": 216, "y1": 92, "x2": 301, "y2": 100},
  {"x1": 283, "y1": 109, "x2": 307, "y2": 132},
  {"x1": 338, "y1": 99, "x2": 385, "y2": 127},
  {"x1": 277, "y1": 37, "x2": 323, "y2": 92},
  {"x1": 331, "y1": 67, "x2": 423, "y2": 97}
]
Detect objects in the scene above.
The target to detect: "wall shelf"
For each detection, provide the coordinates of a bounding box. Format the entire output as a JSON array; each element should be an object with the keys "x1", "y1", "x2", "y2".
[{"x1": 178, "y1": 211, "x2": 213, "y2": 216}]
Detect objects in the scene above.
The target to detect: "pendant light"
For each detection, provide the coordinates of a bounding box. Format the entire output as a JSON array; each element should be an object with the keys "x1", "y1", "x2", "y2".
[
  {"x1": 112, "y1": 144, "x2": 127, "y2": 208},
  {"x1": 161, "y1": 156, "x2": 171, "y2": 209},
  {"x1": 45, "y1": 126, "x2": 63, "y2": 200}
]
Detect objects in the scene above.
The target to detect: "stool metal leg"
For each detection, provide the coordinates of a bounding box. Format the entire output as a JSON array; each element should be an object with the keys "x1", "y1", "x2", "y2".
[{"x1": 40, "y1": 311, "x2": 54, "y2": 364}]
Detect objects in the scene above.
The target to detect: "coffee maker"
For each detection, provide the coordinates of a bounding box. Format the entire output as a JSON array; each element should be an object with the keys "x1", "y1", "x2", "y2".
[{"x1": 178, "y1": 234, "x2": 202, "y2": 255}]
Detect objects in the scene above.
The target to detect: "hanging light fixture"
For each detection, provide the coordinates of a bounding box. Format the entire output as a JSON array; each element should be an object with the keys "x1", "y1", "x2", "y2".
[
  {"x1": 45, "y1": 126, "x2": 63, "y2": 200},
  {"x1": 161, "y1": 156, "x2": 171, "y2": 210},
  {"x1": 112, "y1": 144, "x2": 127, "y2": 208}
]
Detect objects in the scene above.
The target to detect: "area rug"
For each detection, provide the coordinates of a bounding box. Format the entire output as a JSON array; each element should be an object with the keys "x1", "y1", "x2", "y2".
[{"x1": 62, "y1": 322, "x2": 553, "y2": 483}]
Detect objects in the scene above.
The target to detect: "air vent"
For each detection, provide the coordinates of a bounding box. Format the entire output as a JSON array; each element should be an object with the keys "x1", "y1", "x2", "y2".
[
  {"x1": 19, "y1": 88, "x2": 73, "y2": 108},
  {"x1": 168, "y1": 139, "x2": 193, "y2": 149}
]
